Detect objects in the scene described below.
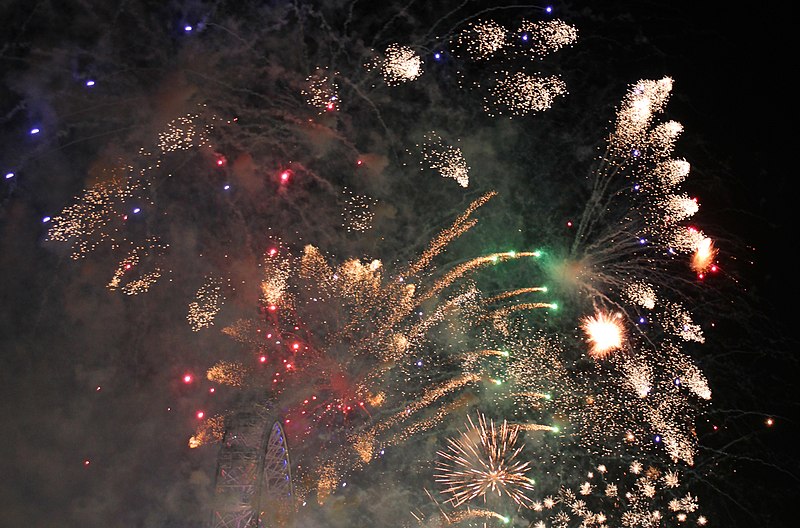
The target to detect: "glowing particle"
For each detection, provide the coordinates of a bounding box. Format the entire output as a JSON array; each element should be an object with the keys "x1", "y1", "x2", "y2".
[
  {"x1": 581, "y1": 311, "x2": 625, "y2": 358},
  {"x1": 691, "y1": 236, "x2": 717, "y2": 274}
]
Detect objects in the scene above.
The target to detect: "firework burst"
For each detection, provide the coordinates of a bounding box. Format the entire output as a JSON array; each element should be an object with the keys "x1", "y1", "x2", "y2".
[
  {"x1": 194, "y1": 192, "x2": 552, "y2": 505},
  {"x1": 436, "y1": 412, "x2": 535, "y2": 509}
]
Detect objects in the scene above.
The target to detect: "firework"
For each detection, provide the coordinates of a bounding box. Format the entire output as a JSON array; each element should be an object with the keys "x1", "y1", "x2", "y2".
[
  {"x1": 690, "y1": 236, "x2": 717, "y2": 274},
  {"x1": 436, "y1": 412, "x2": 535, "y2": 509},
  {"x1": 302, "y1": 68, "x2": 340, "y2": 113},
  {"x1": 527, "y1": 461, "x2": 708, "y2": 527},
  {"x1": 157, "y1": 113, "x2": 212, "y2": 153},
  {"x1": 31, "y1": 5, "x2": 735, "y2": 525},
  {"x1": 205, "y1": 360, "x2": 247, "y2": 387},
  {"x1": 581, "y1": 311, "x2": 626, "y2": 359},
  {"x1": 341, "y1": 187, "x2": 377, "y2": 232},
  {"x1": 415, "y1": 132, "x2": 470, "y2": 188},
  {"x1": 188, "y1": 414, "x2": 226, "y2": 448},
  {"x1": 453, "y1": 20, "x2": 508, "y2": 60},
  {"x1": 483, "y1": 72, "x2": 567, "y2": 118},
  {"x1": 198, "y1": 192, "x2": 550, "y2": 505},
  {"x1": 517, "y1": 19, "x2": 579, "y2": 57},
  {"x1": 378, "y1": 43, "x2": 423, "y2": 85},
  {"x1": 187, "y1": 276, "x2": 225, "y2": 331}
]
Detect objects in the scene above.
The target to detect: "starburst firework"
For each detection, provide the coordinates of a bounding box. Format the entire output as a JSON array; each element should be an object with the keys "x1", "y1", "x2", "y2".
[{"x1": 436, "y1": 412, "x2": 535, "y2": 508}]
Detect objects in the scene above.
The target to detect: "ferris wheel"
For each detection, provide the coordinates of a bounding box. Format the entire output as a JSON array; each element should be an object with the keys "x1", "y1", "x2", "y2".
[{"x1": 208, "y1": 403, "x2": 294, "y2": 528}]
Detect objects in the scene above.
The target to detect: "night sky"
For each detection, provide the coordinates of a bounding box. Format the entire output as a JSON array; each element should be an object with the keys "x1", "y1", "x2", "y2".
[{"x1": 1, "y1": 1, "x2": 795, "y2": 528}]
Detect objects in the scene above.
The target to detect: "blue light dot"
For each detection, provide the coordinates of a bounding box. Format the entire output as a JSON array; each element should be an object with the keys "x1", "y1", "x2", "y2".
[
  {"x1": 416, "y1": 360, "x2": 423, "y2": 367},
  {"x1": 42, "y1": 216, "x2": 51, "y2": 223},
  {"x1": 545, "y1": 6, "x2": 553, "y2": 13},
  {"x1": 633, "y1": 184, "x2": 640, "y2": 191},
  {"x1": 184, "y1": 25, "x2": 193, "y2": 32},
  {"x1": 674, "y1": 378, "x2": 681, "y2": 386},
  {"x1": 85, "y1": 80, "x2": 95, "y2": 87},
  {"x1": 133, "y1": 207, "x2": 141, "y2": 214},
  {"x1": 639, "y1": 317, "x2": 646, "y2": 324},
  {"x1": 639, "y1": 238, "x2": 646, "y2": 245},
  {"x1": 223, "y1": 184, "x2": 231, "y2": 190},
  {"x1": 434, "y1": 52, "x2": 441, "y2": 60},
  {"x1": 654, "y1": 435, "x2": 661, "y2": 443},
  {"x1": 631, "y1": 148, "x2": 641, "y2": 157},
  {"x1": 30, "y1": 128, "x2": 40, "y2": 135},
  {"x1": 521, "y1": 33, "x2": 529, "y2": 41},
  {"x1": 5, "y1": 172, "x2": 14, "y2": 179}
]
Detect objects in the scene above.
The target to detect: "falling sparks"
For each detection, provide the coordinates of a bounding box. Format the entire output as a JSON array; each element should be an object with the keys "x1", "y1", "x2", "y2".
[
  {"x1": 517, "y1": 19, "x2": 579, "y2": 56},
  {"x1": 188, "y1": 415, "x2": 226, "y2": 448},
  {"x1": 622, "y1": 359, "x2": 653, "y2": 398},
  {"x1": 45, "y1": 178, "x2": 127, "y2": 259},
  {"x1": 157, "y1": 113, "x2": 212, "y2": 153},
  {"x1": 454, "y1": 20, "x2": 508, "y2": 60},
  {"x1": 416, "y1": 132, "x2": 470, "y2": 187},
  {"x1": 623, "y1": 282, "x2": 657, "y2": 309},
  {"x1": 378, "y1": 44, "x2": 423, "y2": 85},
  {"x1": 660, "y1": 302, "x2": 705, "y2": 343},
  {"x1": 106, "y1": 238, "x2": 167, "y2": 295},
  {"x1": 206, "y1": 361, "x2": 246, "y2": 387},
  {"x1": 483, "y1": 72, "x2": 567, "y2": 117},
  {"x1": 341, "y1": 187, "x2": 377, "y2": 232},
  {"x1": 187, "y1": 276, "x2": 225, "y2": 331},
  {"x1": 302, "y1": 68, "x2": 340, "y2": 113}
]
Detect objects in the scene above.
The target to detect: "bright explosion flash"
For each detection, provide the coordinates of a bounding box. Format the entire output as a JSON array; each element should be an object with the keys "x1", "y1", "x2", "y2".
[{"x1": 581, "y1": 311, "x2": 625, "y2": 358}]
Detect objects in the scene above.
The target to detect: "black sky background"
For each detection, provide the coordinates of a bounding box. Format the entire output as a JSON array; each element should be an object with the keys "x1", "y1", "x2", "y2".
[{"x1": 1, "y1": 1, "x2": 796, "y2": 527}]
